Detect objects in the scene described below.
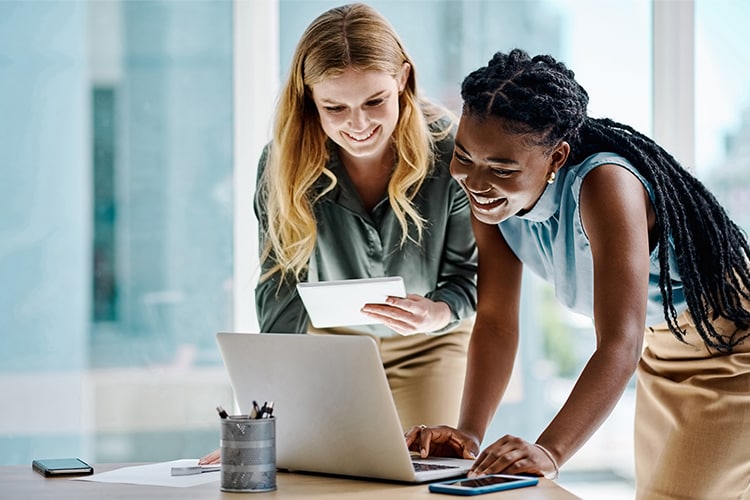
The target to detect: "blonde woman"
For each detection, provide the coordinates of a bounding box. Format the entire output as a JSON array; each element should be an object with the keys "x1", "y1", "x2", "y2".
[
  {"x1": 257, "y1": 2, "x2": 476, "y2": 425},
  {"x1": 199, "y1": 4, "x2": 476, "y2": 465}
]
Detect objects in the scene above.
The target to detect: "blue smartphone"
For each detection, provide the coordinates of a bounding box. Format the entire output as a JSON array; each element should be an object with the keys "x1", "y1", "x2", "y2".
[{"x1": 428, "y1": 474, "x2": 539, "y2": 495}]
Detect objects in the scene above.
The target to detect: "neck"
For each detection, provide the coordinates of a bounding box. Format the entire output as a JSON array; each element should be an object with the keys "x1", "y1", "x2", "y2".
[{"x1": 339, "y1": 147, "x2": 395, "y2": 176}]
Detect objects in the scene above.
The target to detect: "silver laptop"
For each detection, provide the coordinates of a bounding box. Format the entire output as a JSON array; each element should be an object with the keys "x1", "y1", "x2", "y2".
[{"x1": 215, "y1": 332, "x2": 474, "y2": 483}]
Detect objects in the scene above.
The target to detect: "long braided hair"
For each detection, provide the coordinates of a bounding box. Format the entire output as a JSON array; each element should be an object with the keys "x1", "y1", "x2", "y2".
[{"x1": 461, "y1": 48, "x2": 750, "y2": 352}]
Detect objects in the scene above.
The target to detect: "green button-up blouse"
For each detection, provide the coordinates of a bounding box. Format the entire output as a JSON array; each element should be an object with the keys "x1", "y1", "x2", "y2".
[{"x1": 254, "y1": 126, "x2": 477, "y2": 337}]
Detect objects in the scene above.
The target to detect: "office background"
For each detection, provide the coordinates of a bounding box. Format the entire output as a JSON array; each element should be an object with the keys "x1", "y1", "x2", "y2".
[{"x1": 1, "y1": 0, "x2": 748, "y2": 496}]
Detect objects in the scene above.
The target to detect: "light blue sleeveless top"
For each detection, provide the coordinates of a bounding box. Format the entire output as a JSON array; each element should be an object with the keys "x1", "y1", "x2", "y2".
[{"x1": 499, "y1": 152, "x2": 686, "y2": 327}]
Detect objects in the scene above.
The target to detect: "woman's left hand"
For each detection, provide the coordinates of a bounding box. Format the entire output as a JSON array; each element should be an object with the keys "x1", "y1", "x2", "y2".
[
  {"x1": 467, "y1": 434, "x2": 556, "y2": 479},
  {"x1": 198, "y1": 448, "x2": 221, "y2": 465},
  {"x1": 361, "y1": 294, "x2": 452, "y2": 334}
]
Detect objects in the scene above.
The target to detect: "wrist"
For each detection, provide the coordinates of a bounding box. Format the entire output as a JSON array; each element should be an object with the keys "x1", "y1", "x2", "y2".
[
  {"x1": 455, "y1": 426, "x2": 482, "y2": 448},
  {"x1": 428, "y1": 301, "x2": 456, "y2": 333},
  {"x1": 533, "y1": 443, "x2": 560, "y2": 480}
]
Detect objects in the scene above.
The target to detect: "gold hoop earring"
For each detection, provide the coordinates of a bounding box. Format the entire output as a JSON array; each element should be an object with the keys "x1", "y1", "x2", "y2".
[{"x1": 547, "y1": 171, "x2": 556, "y2": 185}]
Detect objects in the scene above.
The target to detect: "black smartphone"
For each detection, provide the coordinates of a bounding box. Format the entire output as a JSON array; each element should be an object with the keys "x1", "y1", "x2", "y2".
[
  {"x1": 32, "y1": 458, "x2": 94, "y2": 477},
  {"x1": 429, "y1": 474, "x2": 538, "y2": 495}
]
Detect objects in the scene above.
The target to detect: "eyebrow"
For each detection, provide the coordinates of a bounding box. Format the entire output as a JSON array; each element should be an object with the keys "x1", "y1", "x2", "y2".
[
  {"x1": 318, "y1": 90, "x2": 389, "y2": 105},
  {"x1": 454, "y1": 141, "x2": 519, "y2": 165}
]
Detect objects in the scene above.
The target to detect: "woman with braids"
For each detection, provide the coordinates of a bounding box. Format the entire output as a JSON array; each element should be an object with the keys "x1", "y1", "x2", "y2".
[
  {"x1": 406, "y1": 49, "x2": 750, "y2": 498},
  {"x1": 200, "y1": 6, "x2": 476, "y2": 468}
]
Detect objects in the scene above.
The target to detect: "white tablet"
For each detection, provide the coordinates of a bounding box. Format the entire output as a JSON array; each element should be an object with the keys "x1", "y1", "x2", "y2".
[{"x1": 296, "y1": 277, "x2": 406, "y2": 328}]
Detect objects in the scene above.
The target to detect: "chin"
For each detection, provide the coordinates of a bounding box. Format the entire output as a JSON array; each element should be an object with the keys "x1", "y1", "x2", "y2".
[
  {"x1": 344, "y1": 139, "x2": 387, "y2": 158},
  {"x1": 471, "y1": 210, "x2": 506, "y2": 225}
]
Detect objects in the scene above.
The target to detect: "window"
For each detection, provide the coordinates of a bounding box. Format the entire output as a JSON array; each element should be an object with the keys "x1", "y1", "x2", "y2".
[
  {"x1": 1, "y1": 5, "x2": 747, "y2": 498},
  {"x1": 0, "y1": 0, "x2": 234, "y2": 464},
  {"x1": 695, "y1": 0, "x2": 750, "y2": 234}
]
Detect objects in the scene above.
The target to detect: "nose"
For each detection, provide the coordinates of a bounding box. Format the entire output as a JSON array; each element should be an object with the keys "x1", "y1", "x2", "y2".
[
  {"x1": 464, "y1": 177, "x2": 492, "y2": 194},
  {"x1": 348, "y1": 108, "x2": 368, "y2": 131},
  {"x1": 454, "y1": 165, "x2": 491, "y2": 194}
]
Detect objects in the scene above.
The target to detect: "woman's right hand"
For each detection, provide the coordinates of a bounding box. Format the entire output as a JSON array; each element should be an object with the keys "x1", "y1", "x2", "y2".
[
  {"x1": 404, "y1": 424, "x2": 479, "y2": 460},
  {"x1": 198, "y1": 448, "x2": 221, "y2": 465}
]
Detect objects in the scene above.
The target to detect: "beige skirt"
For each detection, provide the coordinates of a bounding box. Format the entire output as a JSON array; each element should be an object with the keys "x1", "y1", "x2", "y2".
[
  {"x1": 636, "y1": 308, "x2": 750, "y2": 499},
  {"x1": 308, "y1": 318, "x2": 473, "y2": 431}
]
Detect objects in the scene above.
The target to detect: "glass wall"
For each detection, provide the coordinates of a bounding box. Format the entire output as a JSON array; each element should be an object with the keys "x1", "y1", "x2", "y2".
[
  {"x1": 695, "y1": 0, "x2": 750, "y2": 234},
  {"x1": 0, "y1": 0, "x2": 234, "y2": 464},
  {"x1": 1, "y1": 2, "x2": 747, "y2": 497}
]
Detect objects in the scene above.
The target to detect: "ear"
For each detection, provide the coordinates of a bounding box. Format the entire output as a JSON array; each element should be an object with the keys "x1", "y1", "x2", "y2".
[
  {"x1": 549, "y1": 141, "x2": 570, "y2": 174},
  {"x1": 397, "y1": 62, "x2": 411, "y2": 93}
]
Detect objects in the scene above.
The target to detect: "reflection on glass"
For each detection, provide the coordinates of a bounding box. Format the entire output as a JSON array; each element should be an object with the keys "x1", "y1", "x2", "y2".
[
  {"x1": 695, "y1": 0, "x2": 750, "y2": 235},
  {"x1": 87, "y1": 0, "x2": 234, "y2": 367},
  {"x1": 0, "y1": 0, "x2": 233, "y2": 465}
]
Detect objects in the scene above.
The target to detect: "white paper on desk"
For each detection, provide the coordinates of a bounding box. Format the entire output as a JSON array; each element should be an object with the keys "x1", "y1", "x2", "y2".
[{"x1": 73, "y1": 459, "x2": 220, "y2": 488}]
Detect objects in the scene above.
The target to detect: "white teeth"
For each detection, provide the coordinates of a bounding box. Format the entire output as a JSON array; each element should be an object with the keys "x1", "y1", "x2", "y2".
[
  {"x1": 347, "y1": 129, "x2": 375, "y2": 141},
  {"x1": 471, "y1": 193, "x2": 500, "y2": 206}
]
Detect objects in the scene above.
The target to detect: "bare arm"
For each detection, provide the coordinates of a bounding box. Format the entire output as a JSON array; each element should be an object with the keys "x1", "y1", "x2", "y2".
[
  {"x1": 533, "y1": 165, "x2": 650, "y2": 465},
  {"x1": 471, "y1": 165, "x2": 651, "y2": 479},
  {"x1": 464, "y1": 164, "x2": 652, "y2": 479},
  {"x1": 457, "y1": 215, "x2": 523, "y2": 443},
  {"x1": 408, "y1": 164, "x2": 653, "y2": 478},
  {"x1": 405, "y1": 215, "x2": 522, "y2": 458}
]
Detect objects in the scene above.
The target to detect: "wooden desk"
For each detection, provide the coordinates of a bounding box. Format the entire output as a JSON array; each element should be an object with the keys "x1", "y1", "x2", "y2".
[{"x1": 1, "y1": 464, "x2": 581, "y2": 499}]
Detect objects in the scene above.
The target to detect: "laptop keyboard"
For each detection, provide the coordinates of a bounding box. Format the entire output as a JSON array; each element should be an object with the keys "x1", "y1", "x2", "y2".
[{"x1": 412, "y1": 461, "x2": 460, "y2": 472}]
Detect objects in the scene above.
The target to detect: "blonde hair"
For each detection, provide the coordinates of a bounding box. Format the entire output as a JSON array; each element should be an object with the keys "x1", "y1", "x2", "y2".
[{"x1": 259, "y1": 3, "x2": 453, "y2": 282}]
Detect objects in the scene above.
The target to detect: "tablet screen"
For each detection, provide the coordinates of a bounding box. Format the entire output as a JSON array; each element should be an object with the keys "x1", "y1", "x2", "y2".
[{"x1": 296, "y1": 277, "x2": 406, "y2": 328}]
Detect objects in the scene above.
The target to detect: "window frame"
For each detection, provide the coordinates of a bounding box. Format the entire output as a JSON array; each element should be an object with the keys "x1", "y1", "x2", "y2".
[
  {"x1": 652, "y1": 0, "x2": 695, "y2": 169},
  {"x1": 233, "y1": 0, "x2": 279, "y2": 331}
]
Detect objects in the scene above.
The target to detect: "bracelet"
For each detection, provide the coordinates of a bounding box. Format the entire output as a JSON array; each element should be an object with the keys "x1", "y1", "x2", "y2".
[{"x1": 533, "y1": 443, "x2": 560, "y2": 480}]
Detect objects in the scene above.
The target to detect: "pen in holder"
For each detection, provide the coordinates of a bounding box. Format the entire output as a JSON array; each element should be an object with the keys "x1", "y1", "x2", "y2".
[{"x1": 220, "y1": 415, "x2": 276, "y2": 492}]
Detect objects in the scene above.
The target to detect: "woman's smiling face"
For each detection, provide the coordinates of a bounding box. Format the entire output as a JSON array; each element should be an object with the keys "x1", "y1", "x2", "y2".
[
  {"x1": 450, "y1": 113, "x2": 569, "y2": 225},
  {"x1": 310, "y1": 65, "x2": 409, "y2": 162}
]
